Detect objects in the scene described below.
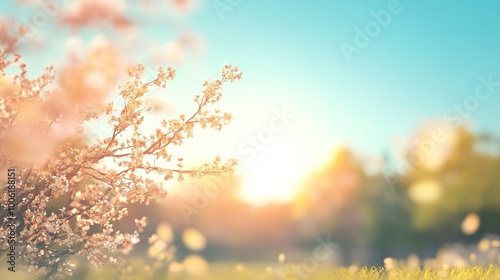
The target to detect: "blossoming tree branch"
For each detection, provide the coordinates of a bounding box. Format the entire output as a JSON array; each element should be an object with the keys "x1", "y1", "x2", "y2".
[{"x1": 0, "y1": 33, "x2": 242, "y2": 278}]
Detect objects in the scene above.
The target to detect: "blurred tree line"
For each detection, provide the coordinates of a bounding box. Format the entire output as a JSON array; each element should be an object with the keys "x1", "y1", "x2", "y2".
[
  {"x1": 367, "y1": 128, "x2": 500, "y2": 262},
  {"x1": 115, "y1": 127, "x2": 500, "y2": 267}
]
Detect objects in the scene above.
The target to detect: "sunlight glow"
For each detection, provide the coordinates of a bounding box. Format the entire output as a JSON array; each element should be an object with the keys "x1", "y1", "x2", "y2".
[{"x1": 236, "y1": 130, "x2": 319, "y2": 206}]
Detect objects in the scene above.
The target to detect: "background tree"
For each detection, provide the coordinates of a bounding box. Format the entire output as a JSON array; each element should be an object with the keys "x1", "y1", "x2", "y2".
[
  {"x1": 293, "y1": 148, "x2": 373, "y2": 266},
  {"x1": 370, "y1": 127, "x2": 500, "y2": 262},
  {"x1": 407, "y1": 128, "x2": 500, "y2": 246}
]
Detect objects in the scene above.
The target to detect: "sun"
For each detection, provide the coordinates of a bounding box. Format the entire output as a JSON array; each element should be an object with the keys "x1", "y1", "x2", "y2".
[{"x1": 236, "y1": 135, "x2": 317, "y2": 206}]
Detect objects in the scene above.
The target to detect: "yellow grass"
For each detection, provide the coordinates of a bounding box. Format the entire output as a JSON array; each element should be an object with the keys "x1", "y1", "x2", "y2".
[
  {"x1": 3, "y1": 262, "x2": 500, "y2": 279},
  {"x1": 75, "y1": 263, "x2": 500, "y2": 280}
]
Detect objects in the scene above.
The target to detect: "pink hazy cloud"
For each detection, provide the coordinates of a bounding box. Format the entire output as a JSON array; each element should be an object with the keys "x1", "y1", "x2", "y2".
[
  {"x1": 152, "y1": 33, "x2": 205, "y2": 64},
  {"x1": 59, "y1": 0, "x2": 131, "y2": 29}
]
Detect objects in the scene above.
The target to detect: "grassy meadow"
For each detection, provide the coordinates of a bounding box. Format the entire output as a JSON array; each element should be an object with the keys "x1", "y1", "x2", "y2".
[{"x1": 61, "y1": 263, "x2": 500, "y2": 280}]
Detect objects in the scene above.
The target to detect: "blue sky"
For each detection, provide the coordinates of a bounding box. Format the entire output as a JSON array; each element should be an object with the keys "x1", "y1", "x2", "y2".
[
  {"x1": 2, "y1": 0, "x2": 500, "y2": 204},
  {"x1": 188, "y1": 0, "x2": 500, "y2": 139}
]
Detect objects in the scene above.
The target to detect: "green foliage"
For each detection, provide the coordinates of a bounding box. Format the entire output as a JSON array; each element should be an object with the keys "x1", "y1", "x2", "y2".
[{"x1": 409, "y1": 129, "x2": 500, "y2": 240}]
